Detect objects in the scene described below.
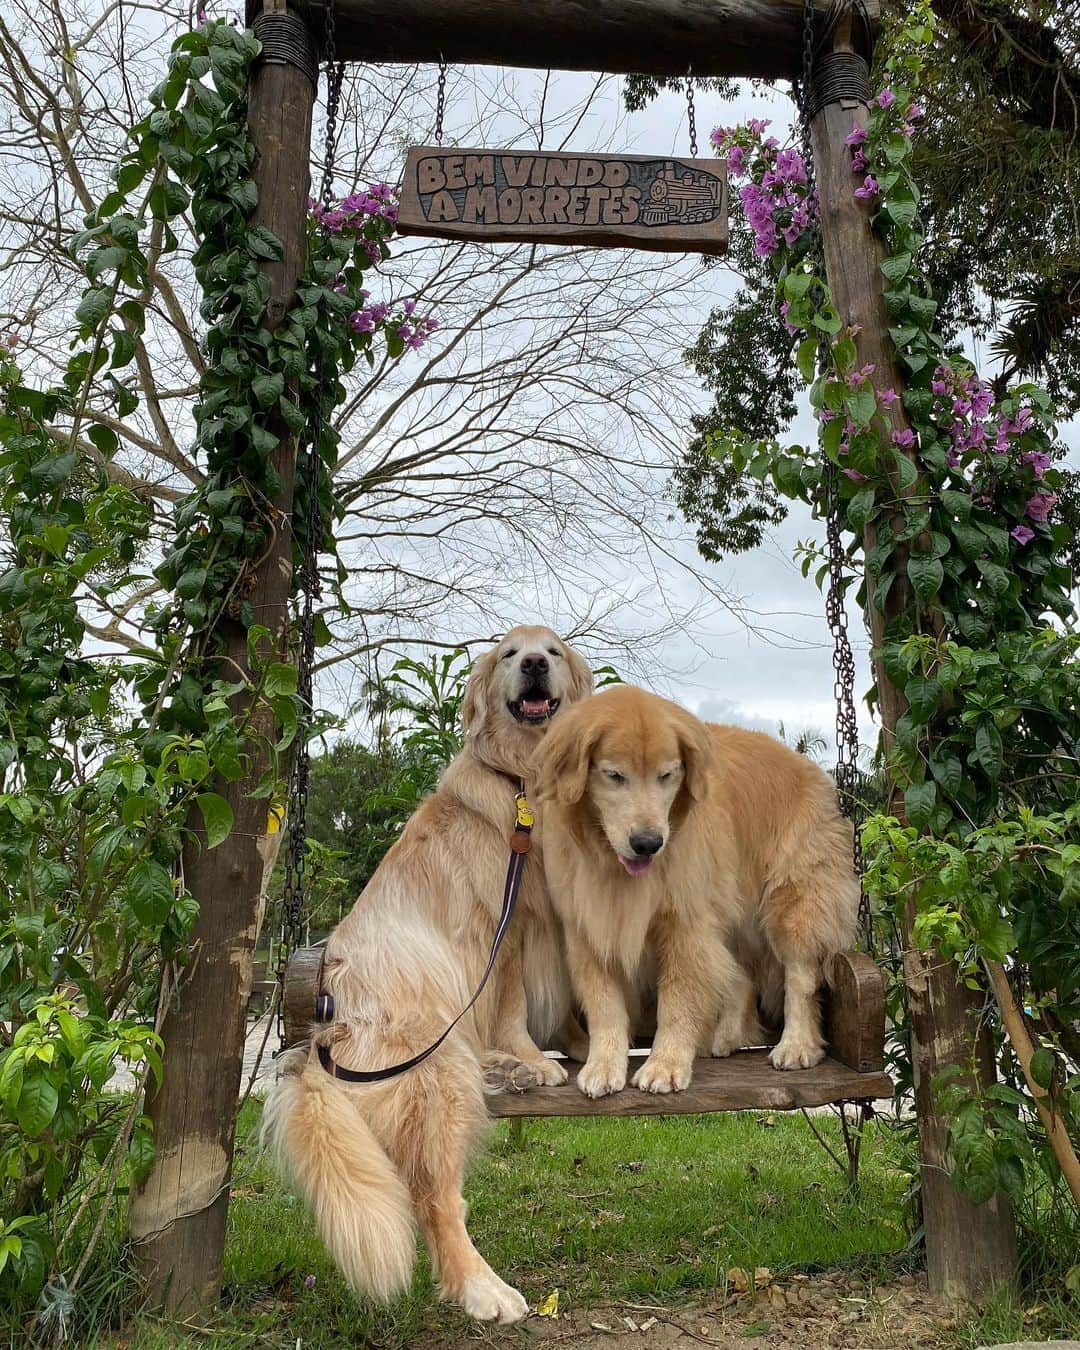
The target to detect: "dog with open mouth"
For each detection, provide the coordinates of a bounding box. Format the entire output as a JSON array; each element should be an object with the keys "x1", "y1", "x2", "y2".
[
  {"x1": 534, "y1": 685, "x2": 858, "y2": 1099},
  {"x1": 261, "y1": 626, "x2": 592, "y2": 1324}
]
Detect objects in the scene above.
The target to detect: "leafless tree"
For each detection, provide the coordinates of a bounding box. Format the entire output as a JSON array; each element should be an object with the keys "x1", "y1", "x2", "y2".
[{"x1": 0, "y1": 0, "x2": 758, "y2": 710}]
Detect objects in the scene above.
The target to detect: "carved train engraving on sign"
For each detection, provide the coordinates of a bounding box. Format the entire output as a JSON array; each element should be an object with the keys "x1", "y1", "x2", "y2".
[{"x1": 398, "y1": 148, "x2": 728, "y2": 254}]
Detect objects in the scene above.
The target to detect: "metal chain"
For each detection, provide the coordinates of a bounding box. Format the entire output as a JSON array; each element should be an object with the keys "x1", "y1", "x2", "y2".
[
  {"x1": 686, "y1": 68, "x2": 699, "y2": 157},
  {"x1": 796, "y1": 0, "x2": 871, "y2": 950},
  {"x1": 434, "y1": 54, "x2": 447, "y2": 145},
  {"x1": 276, "y1": 0, "x2": 339, "y2": 1053}
]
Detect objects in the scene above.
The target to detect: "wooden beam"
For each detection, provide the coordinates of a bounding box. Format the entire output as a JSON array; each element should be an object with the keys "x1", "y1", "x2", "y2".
[
  {"x1": 127, "y1": 5, "x2": 318, "y2": 1311},
  {"x1": 249, "y1": 0, "x2": 879, "y2": 79},
  {"x1": 808, "y1": 16, "x2": 1018, "y2": 1303}
]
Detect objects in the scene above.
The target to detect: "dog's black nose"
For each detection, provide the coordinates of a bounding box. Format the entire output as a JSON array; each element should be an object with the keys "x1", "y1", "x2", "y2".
[
  {"x1": 520, "y1": 653, "x2": 549, "y2": 675},
  {"x1": 629, "y1": 830, "x2": 664, "y2": 857}
]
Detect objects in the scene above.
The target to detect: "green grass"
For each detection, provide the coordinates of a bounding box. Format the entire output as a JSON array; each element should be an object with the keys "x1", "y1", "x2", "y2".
[
  {"x1": 19, "y1": 1100, "x2": 1079, "y2": 1349},
  {"x1": 122, "y1": 1102, "x2": 912, "y2": 1348}
]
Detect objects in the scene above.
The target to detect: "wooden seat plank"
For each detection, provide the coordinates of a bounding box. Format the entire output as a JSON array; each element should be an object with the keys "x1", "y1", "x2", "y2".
[{"x1": 489, "y1": 1050, "x2": 893, "y2": 1118}]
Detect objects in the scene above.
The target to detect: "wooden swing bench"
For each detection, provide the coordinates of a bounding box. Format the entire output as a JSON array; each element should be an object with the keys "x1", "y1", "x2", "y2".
[{"x1": 281, "y1": 947, "x2": 892, "y2": 1117}]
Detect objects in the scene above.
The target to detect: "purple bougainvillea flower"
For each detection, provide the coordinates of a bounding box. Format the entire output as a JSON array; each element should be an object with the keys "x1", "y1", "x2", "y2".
[
  {"x1": 1025, "y1": 492, "x2": 1058, "y2": 522},
  {"x1": 892, "y1": 428, "x2": 916, "y2": 449},
  {"x1": 874, "y1": 88, "x2": 896, "y2": 109},
  {"x1": 845, "y1": 125, "x2": 869, "y2": 147},
  {"x1": 853, "y1": 176, "x2": 879, "y2": 199},
  {"x1": 879, "y1": 388, "x2": 900, "y2": 406},
  {"x1": 842, "y1": 468, "x2": 867, "y2": 482},
  {"x1": 1010, "y1": 525, "x2": 1035, "y2": 546},
  {"x1": 1022, "y1": 450, "x2": 1051, "y2": 477}
]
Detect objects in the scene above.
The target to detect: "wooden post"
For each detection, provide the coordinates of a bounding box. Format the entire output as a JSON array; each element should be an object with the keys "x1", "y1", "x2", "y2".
[
  {"x1": 808, "y1": 18, "x2": 1018, "y2": 1301},
  {"x1": 127, "y1": 2, "x2": 317, "y2": 1309}
]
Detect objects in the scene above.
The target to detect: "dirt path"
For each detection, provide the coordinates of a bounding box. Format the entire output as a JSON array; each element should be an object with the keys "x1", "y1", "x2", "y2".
[{"x1": 431, "y1": 1274, "x2": 960, "y2": 1349}]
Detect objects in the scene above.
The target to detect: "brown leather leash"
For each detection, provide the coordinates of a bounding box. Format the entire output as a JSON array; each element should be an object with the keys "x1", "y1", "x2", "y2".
[{"x1": 314, "y1": 783, "x2": 534, "y2": 1084}]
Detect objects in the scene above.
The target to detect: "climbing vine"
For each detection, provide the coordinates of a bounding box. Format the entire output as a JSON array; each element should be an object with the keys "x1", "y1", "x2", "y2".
[
  {"x1": 708, "y1": 2, "x2": 1078, "y2": 1212},
  {"x1": 0, "y1": 19, "x2": 430, "y2": 1312}
]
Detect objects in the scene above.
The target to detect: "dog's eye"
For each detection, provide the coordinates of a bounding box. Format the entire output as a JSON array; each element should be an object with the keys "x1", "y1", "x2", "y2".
[
  {"x1": 502, "y1": 649, "x2": 517, "y2": 661},
  {"x1": 547, "y1": 647, "x2": 561, "y2": 658},
  {"x1": 604, "y1": 769, "x2": 625, "y2": 784},
  {"x1": 658, "y1": 770, "x2": 673, "y2": 783}
]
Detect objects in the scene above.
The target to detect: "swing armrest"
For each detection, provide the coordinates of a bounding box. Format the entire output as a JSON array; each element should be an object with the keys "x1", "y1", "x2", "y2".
[{"x1": 823, "y1": 950, "x2": 886, "y2": 1074}]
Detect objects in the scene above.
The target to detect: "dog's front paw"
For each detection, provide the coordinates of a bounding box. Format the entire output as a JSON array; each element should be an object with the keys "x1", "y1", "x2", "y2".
[
  {"x1": 576, "y1": 1055, "x2": 627, "y2": 1099},
  {"x1": 459, "y1": 1270, "x2": 529, "y2": 1323},
  {"x1": 525, "y1": 1055, "x2": 568, "y2": 1087},
  {"x1": 769, "y1": 1035, "x2": 825, "y2": 1070},
  {"x1": 632, "y1": 1053, "x2": 693, "y2": 1094}
]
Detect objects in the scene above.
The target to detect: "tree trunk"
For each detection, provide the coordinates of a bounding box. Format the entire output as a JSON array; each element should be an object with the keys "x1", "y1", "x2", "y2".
[
  {"x1": 808, "y1": 19, "x2": 1018, "y2": 1303},
  {"x1": 128, "y1": 5, "x2": 317, "y2": 1310}
]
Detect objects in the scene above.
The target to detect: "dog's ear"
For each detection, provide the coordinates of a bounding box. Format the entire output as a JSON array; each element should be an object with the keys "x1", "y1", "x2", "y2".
[
  {"x1": 533, "y1": 708, "x2": 600, "y2": 806},
  {"x1": 461, "y1": 644, "x2": 499, "y2": 732},
  {"x1": 675, "y1": 710, "x2": 714, "y2": 802},
  {"x1": 563, "y1": 642, "x2": 595, "y2": 704}
]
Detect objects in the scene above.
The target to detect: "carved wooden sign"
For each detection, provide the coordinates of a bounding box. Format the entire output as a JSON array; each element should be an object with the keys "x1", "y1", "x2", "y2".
[{"x1": 398, "y1": 147, "x2": 728, "y2": 254}]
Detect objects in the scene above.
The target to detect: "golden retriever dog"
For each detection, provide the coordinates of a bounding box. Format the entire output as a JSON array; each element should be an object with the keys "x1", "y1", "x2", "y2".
[
  {"x1": 534, "y1": 685, "x2": 858, "y2": 1098},
  {"x1": 261, "y1": 626, "x2": 592, "y2": 1322}
]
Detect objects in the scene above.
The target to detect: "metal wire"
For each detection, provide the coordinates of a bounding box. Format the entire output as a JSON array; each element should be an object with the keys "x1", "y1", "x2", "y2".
[
  {"x1": 796, "y1": 0, "x2": 872, "y2": 951},
  {"x1": 686, "y1": 68, "x2": 699, "y2": 157},
  {"x1": 277, "y1": 0, "x2": 338, "y2": 1053}
]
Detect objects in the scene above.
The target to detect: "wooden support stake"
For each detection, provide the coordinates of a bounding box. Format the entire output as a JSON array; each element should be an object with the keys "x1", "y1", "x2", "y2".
[
  {"x1": 808, "y1": 19, "x2": 1018, "y2": 1302},
  {"x1": 986, "y1": 959, "x2": 1080, "y2": 1209},
  {"x1": 127, "y1": 4, "x2": 317, "y2": 1310}
]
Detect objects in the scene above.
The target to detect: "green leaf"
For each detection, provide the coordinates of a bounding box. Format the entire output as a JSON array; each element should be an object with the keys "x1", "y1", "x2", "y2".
[
  {"x1": 891, "y1": 449, "x2": 919, "y2": 490},
  {"x1": 86, "y1": 244, "x2": 130, "y2": 282},
  {"x1": 129, "y1": 1126, "x2": 156, "y2": 1184},
  {"x1": 928, "y1": 750, "x2": 963, "y2": 797},
  {"x1": 796, "y1": 337, "x2": 818, "y2": 383},
  {"x1": 973, "y1": 722, "x2": 1003, "y2": 780},
  {"x1": 264, "y1": 661, "x2": 298, "y2": 698},
  {"x1": 29, "y1": 450, "x2": 77, "y2": 491},
  {"x1": 75, "y1": 288, "x2": 113, "y2": 328},
  {"x1": 251, "y1": 372, "x2": 285, "y2": 408},
  {"x1": 150, "y1": 178, "x2": 190, "y2": 221},
  {"x1": 176, "y1": 567, "x2": 207, "y2": 600},
  {"x1": 904, "y1": 676, "x2": 941, "y2": 725},
  {"x1": 846, "y1": 487, "x2": 877, "y2": 531},
  {"x1": 880, "y1": 253, "x2": 911, "y2": 285},
  {"x1": 109, "y1": 328, "x2": 138, "y2": 369},
  {"x1": 907, "y1": 555, "x2": 942, "y2": 603},
  {"x1": 246, "y1": 224, "x2": 284, "y2": 261},
  {"x1": 127, "y1": 859, "x2": 175, "y2": 928},
  {"x1": 940, "y1": 489, "x2": 972, "y2": 521},
  {"x1": 1029, "y1": 1048, "x2": 1055, "y2": 1091},
  {"x1": 15, "y1": 1076, "x2": 58, "y2": 1136},
  {"x1": 904, "y1": 781, "x2": 936, "y2": 830},
  {"x1": 196, "y1": 792, "x2": 234, "y2": 848}
]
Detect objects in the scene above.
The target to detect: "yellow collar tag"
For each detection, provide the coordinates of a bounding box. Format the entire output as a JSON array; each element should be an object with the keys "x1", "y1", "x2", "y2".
[{"x1": 516, "y1": 793, "x2": 535, "y2": 829}]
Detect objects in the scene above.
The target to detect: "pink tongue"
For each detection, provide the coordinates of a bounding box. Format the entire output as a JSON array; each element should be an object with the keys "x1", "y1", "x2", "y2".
[
  {"x1": 521, "y1": 699, "x2": 550, "y2": 717},
  {"x1": 620, "y1": 855, "x2": 653, "y2": 876}
]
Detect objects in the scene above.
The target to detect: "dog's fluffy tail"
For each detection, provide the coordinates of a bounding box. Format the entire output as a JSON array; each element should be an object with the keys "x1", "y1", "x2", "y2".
[{"x1": 261, "y1": 1047, "x2": 415, "y2": 1299}]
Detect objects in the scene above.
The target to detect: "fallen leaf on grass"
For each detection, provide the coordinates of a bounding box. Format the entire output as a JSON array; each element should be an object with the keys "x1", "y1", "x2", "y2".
[
  {"x1": 639, "y1": 1316, "x2": 658, "y2": 1332},
  {"x1": 590, "y1": 1322, "x2": 613, "y2": 1333},
  {"x1": 536, "y1": 1290, "x2": 559, "y2": 1318}
]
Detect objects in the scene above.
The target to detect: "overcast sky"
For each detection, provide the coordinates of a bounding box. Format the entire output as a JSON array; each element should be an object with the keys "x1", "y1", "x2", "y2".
[{"x1": 395, "y1": 61, "x2": 1079, "y2": 761}]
